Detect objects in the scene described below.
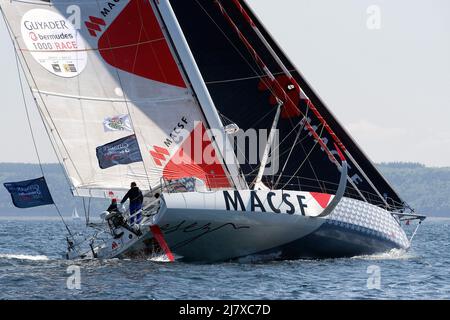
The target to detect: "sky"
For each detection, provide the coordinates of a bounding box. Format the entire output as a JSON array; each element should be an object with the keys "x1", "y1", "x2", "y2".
[{"x1": 0, "y1": 0, "x2": 449, "y2": 167}]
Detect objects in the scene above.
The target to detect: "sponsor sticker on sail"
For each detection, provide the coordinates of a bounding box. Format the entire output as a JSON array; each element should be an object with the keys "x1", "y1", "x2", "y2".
[
  {"x1": 103, "y1": 114, "x2": 133, "y2": 132},
  {"x1": 20, "y1": 9, "x2": 88, "y2": 77}
]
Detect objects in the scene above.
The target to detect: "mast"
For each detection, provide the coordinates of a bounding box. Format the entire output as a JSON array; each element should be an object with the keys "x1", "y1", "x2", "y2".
[
  {"x1": 253, "y1": 102, "x2": 281, "y2": 188},
  {"x1": 154, "y1": 0, "x2": 248, "y2": 190}
]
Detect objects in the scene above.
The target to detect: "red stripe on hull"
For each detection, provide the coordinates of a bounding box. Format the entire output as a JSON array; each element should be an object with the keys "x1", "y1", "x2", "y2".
[
  {"x1": 310, "y1": 192, "x2": 332, "y2": 209},
  {"x1": 150, "y1": 225, "x2": 175, "y2": 262}
]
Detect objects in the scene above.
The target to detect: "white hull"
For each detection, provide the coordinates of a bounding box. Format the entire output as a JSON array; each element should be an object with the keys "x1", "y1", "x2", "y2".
[
  {"x1": 71, "y1": 190, "x2": 409, "y2": 263},
  {"x1": 153, "y1": 190, "x2": 409, "y2": 262}
]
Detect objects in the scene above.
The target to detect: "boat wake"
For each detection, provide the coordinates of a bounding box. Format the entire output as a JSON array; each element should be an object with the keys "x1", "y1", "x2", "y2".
[
  {"x1": 0, "y1": 254, "x2": 50, "y2": 261},
  {"x1": 148, "y1": 255, "x2": 171, "y2": 263},
  {"x1": 148, "y1": 253, "x2": 183, "y2": 263},
  {"x1": 352, "y1": 249, "x2": 416, "y2": 261}
]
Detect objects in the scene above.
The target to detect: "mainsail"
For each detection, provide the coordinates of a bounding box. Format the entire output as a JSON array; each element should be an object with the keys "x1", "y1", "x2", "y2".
[
  {"x1": 0, "y1": 0, "x2": 244, "y2": 198},
  {"x1": 168, "y1": 0, "x2": 406, "y2": 211}
]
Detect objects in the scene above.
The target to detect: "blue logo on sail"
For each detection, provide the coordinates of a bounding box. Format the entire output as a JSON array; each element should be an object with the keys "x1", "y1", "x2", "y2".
[{"x1": 96, "y1": 135, "x2": 143, "y2": 169}]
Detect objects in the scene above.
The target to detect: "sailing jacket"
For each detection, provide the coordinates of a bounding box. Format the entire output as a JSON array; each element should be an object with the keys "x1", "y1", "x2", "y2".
[{"x1": 121, "y1": 187, "x2": 143, "y2": 205}]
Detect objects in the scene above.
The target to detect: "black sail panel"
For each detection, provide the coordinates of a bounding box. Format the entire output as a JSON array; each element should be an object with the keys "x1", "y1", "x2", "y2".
[{"x1": 169, "y1": 0, "x2": 405, "y2": 211}]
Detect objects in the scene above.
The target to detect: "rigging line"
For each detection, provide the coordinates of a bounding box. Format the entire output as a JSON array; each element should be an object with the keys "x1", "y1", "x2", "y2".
[
  {"x1": 215, "y1": 0, "x2": 300, "y2": 114},
  {"x1": 205, "y1": 70, "x2": 293, "y2": 85},
  {"x1": 244, "y1": 125, "x2": 318, "y2": 185},
  {"x1": 222, "y1": 108, "x2": 279, "y2": 174},
  {"x1": 274, "y1": 110, "x2": 310, "y2": 188},
  {"x1": 234, "y1": 108, "x2": 285, "y2": 176},
  {"x1": 87, "y1": 197, "x2": 92, "y2": 226},
  {"x1": 229, "y1": 103, "x2": 312, "y2": 181},
  {"x1": 253, "y1": 102, "x2": 282, "y2": 188},
  {"x1": 82, "y1": 197, "x2": 88, "y2": 226},
  {"x1": 193, "y1": 0, "x2": 277, "y2": 97},
  {"x1": 33, "y1": 99, "x2": 75, "y2": 192},
  {"x1": 243, "y1": 119, "x2": 313, "y2": 179},
  {"x1": 14, "y1": 46, "x2": 74, "y2": 237},
  {"x1": 304, "y1": 138, "x2": 326, "y2": 194},
  {"x1": 281, "y1": 125, "x2": 325, "y2": 190},
  {"x1": 269, "y1": 113, "x2": 308, "y2": 157},
  {"x1": 248, "y1": 105, "x2": 280, "y2": 131},
  {"x1": 274, "y1": 111, "x2": 313, "y2": 186},
  {"x1": 252, "y1": 113, "x2": 313, "y2": 183},
  {"x1": 14, "y1": 50, "x2": 44, "y2": 175},
  {"x1": 94, "y1": 0, "x2": 153, "y2": 192}
]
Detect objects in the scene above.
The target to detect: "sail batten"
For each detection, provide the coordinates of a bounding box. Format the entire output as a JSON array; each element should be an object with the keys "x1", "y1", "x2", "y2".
[{"x1": 31, "y1": 89, "x2": 192, "y2": 103}]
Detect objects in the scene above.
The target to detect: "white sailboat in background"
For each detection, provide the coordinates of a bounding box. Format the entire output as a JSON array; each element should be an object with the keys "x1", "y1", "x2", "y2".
[
  {"x1": 71, "y1": 208, "x2": 81, "y2": 222},
  {"x1": 0, "y1": 0, "x2": 425, "y2": 262}
]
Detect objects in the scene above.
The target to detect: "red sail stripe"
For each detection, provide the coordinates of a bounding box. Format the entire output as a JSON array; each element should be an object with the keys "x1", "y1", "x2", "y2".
[
  {"x1": 162, "y1": 122, "x2": 231, "y2": 189},
  {"x1": 98, "y1": 0, "x2": 186, "y2": 88}
]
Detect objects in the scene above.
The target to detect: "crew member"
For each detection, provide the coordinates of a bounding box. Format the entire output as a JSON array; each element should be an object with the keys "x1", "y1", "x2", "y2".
[
  {"x1": 121, "y1": 182, "x2": 144, "y2": 224},
  {"x1": 107, "y1": 198, "x2": 119, "y2": 213}
]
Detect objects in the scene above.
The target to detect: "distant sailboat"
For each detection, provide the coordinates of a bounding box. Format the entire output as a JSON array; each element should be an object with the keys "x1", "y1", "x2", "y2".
[
  {"x1": 71, "y1": 208, "x2": 81, "y2": 222},
  {"x1": 1, "y1": 0, "x2": 426, "y2": 262}
]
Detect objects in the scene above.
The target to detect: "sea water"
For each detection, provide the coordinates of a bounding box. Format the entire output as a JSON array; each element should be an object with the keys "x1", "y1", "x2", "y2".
[{"x1": 0, "y1": 216, "x2": 448, "y2": 300}]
